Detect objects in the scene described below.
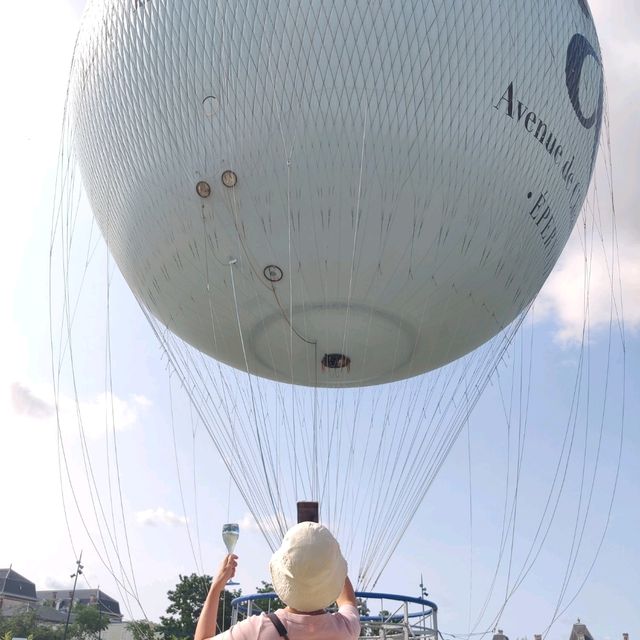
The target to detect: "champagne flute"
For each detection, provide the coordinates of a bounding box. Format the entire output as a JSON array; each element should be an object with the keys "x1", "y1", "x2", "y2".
[{"x1": 222, "y1": 522, "x2": 239, "y2": 554}]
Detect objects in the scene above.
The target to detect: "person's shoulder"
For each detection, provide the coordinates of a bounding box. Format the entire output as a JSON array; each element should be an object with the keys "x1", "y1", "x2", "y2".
[
  {"x1": 337, "y1": 604, "x2": 359, "y2": 617},
  {"x1": 214, "y1": 613, "x2": 268, "y2": 640},
  {"x1": 335, "y1": 604, "x2": 361, "y2": 636}
]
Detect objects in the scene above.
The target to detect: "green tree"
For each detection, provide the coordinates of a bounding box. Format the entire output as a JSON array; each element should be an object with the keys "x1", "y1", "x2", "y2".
[
  {"x1": 251, "y1": 581, "x2": 284, "y2": 614},
  {"x1": 127, "y1": 619, "x2": 158, "y2": 640},
  {"x1": 72, "y1": 603, "x2": 110, "y2": 639},
  {"x1": 0, "y1": 609, "x2": 65, "y2": 640},
  {"x1": 353, "y1": 597, "x2": 370, "y2": 617},
  {"x1": 216, "y1": 588, "x2": 242, "y2": 634},
  {"x1": 0, "y1": 609, "x2": 37, "y2": 638},
  {"x1": 159, "y1": 574, "x2": 241, "y2": 640},
  {"x1": 29, "y1": 625, "x2": 65, "y2": 640}
]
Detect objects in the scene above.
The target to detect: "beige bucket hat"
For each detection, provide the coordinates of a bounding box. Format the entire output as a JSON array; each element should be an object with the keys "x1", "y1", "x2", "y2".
[{"x1": 269, "y1": 522, "x2": 348, "y2": 612}]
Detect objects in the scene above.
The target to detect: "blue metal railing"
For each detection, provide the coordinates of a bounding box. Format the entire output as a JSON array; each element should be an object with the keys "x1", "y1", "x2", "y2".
[
  {"x1": 231, "y1": 591, "x2": 438, "y2": 615},
  {"x1": 230, "y1": 590, "x2": 439, "y2": 637}
]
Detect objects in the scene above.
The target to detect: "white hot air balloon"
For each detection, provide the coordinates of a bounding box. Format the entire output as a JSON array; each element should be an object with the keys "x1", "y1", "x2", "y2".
[
  {"x1": 52, "y1": 1, "x2": 625, "y2": 599},
  {"x1": 69, "y1": 0, "x2": 603, "y2": 388}
]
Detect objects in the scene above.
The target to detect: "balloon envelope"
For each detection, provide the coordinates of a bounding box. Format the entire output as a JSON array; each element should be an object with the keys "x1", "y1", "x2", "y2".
[{"x1": 70, "y1": 0, "x2": 603, "y2": 387}]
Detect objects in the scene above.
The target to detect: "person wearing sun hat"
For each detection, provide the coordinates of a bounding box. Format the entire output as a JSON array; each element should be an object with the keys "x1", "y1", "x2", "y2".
[{"x1": 195, "y1": 522, "x2": 361, "y2": 640}]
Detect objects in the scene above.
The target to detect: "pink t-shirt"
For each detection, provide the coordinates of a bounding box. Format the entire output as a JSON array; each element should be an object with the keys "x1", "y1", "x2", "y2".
[{"x1": 213, "y1": 605, "x2": 361, "y2": 640}]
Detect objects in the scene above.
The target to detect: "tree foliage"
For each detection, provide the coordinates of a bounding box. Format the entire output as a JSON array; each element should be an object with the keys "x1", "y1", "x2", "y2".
[
  {"x1": 159, "y1": 573, "x2": 210, "y2": 639},
  {"x1": 251, "y1": 581, "x2": 285, "y2": 614},
  {"x1": 158, "y1": 573, "x2": 241, "y2": 640},
  {"x1": 216, "y1": 588, "x2": 242, "y2": 634},
  {"x1": 127, "y1": 619, "x2": 158, "y2": 640},
  {"x1": 73, "y1": 603, "x2": 110, "y2": 639},
  {"x1": 0, "y1": 609, "x2": 64, "y2": 640},
  {"x1": 0, "y1": 603, "x2": 112, "y2": 640}
]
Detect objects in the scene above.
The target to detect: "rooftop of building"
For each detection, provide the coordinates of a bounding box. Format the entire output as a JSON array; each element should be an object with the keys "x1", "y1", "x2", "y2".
[{"x1": 0, "y1": 568, "x2": 37, "y2": 602}]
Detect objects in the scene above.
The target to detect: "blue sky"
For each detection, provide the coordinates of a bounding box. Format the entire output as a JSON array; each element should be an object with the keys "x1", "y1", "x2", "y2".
[{"x1": 1, "y1": 2, "x2": 639, "y2": 640}]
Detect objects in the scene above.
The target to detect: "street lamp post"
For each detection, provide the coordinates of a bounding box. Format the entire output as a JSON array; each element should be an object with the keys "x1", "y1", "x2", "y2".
[
  {"x1": 63, "y1": 552, "x2": 84, "y2": 640},
  {"x1": 98, "y1": 584, "x2": 103, "y2": 640}
]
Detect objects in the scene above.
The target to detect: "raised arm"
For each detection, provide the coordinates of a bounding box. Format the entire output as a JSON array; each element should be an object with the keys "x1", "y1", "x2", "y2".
[
  {"x1": 194, "y1": 554, "x2": 238, "y2": 640},
  {"x1": 336, "y1": 576, "x2": 357, "y2": 608}
]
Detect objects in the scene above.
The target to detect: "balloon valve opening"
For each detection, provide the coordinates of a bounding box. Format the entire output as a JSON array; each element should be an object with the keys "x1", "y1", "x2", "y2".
[{"x1": 321, "y1": 353, "x2": 351, "y2": 372}]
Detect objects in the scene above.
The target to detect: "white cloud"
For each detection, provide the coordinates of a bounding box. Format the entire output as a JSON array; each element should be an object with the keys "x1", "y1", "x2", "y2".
[
  {"x1": 6, "y1": 381, "x2": 150, "y2": 439},
  {"x1": 132, "y1": 394, "x2": 152, "y2": 407},
  {"x1": 244, "y1": 512, "x2": 292, "y2": 540},
  {"x1": 219, "y1": 512, "x2": 287, "y2": 541},
  {"x1": 62, "y1": 391, "x2": 148, "y2": 438},
  {"x1": 43, "y1": 577, "x2": 74, "y2": 590},
  {"x1": 537, "y1": 236, "x2": 640, "y2": 344},
  {"x1": 238, "y1": 513, "x2": 260, "y2": 532},
  {"x1": 11, "y1": 382, "x2": 54, "y2": 418},
  {"x1": 136, "y1": 507, "x2": 188, "y2": 527}
]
